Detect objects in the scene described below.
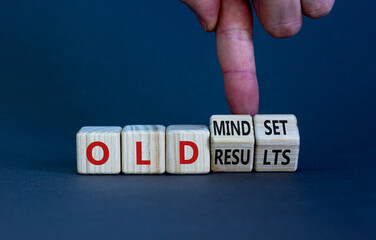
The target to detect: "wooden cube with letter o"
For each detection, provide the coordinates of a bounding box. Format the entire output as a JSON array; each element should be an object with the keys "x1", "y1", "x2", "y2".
[{"x1": 76, "y1": 126, "x2": 121, "y2": 174}]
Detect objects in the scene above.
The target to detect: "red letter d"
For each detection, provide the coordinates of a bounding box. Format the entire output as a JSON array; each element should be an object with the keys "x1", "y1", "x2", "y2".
[{"x1": 179, "y1": 141, "x2": 198, "y2": 164}]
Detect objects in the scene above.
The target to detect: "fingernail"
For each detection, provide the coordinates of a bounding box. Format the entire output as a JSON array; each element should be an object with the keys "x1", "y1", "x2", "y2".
[{"x1": 196, "y1": 14, "x2": 207, "y2": 32}]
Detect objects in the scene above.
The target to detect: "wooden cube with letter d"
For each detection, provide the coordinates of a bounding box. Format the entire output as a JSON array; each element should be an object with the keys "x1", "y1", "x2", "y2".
[{"x1": 166, "y1": 125, "x2": 210, "y2": 174}]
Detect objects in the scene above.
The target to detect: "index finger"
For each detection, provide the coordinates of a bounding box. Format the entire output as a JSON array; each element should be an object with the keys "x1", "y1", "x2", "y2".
[{"x1": 216, "y1": 0, "x2": 258, "y2": 115}]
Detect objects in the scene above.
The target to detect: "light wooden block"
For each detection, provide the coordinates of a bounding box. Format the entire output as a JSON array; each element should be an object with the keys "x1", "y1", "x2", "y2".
[
  {"x1": 122, "y1": 125, "x2": 165, "y2": 174},
  {"x1": 210, "y1": 115, "x2": 254, "y2": 172},
  {"x1": 254, "y1": 114, "x2": 300, "y2": 172},
  {"x1": 76, "y1": 126, "x2": 121, "y2": 174},
  {"x1": 166, "y1": 125, "x2": 210, "y2": 174}
]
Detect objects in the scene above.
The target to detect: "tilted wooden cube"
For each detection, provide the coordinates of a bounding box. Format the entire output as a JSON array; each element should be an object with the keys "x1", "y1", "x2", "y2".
[
  {"x1": 166, "y1": 125, "x2": 210, "y2": 174},
  {"x1": 122, "y1": 125, "x2": 165, "y2": 174},
  {"x1": 210, "y1": 115, "x2": 254, "y2": 172},
  {"x1": 254, "y1": 114, "x2": 300, "y2": 172},
  {"x1": 76, "y1": 126, "x2": 121, "y2": 174}
]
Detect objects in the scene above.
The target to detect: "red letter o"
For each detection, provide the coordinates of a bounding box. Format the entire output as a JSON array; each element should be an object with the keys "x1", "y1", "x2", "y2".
[{"x1": 86, "y1": 141, "x2": 109, "y2": 165}]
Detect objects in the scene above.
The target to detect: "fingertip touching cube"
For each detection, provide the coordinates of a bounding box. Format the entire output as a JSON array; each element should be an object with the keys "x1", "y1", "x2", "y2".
[
  {"x1": 122, "y1": 125, "x2": 166, "y2": 174},
  {"x1": 253, "y1": 114, "x2": 300, "y2": 172},
  {"x1": 166, "y1": 125, "x2": 210, "y2": 174},
  {"x1": 76, "y1": 126, "x2": 122, "y2": 174},
  {"x1": 210, "y1": 115, "x2": 255, "y2": 172}
]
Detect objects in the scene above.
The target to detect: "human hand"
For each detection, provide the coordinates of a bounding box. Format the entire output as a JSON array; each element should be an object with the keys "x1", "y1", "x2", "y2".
[{"x1": 181, "y1": 0, "x2": 334, "y2": 115}]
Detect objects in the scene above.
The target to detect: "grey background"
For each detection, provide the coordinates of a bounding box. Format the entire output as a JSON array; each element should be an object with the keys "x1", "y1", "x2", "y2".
[{"x1": 0, "y1": 0, "x2": 375, "y2": 239}]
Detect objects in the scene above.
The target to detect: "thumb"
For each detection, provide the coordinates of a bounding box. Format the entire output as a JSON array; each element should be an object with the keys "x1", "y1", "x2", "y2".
[{"x1": 180, "y1": 0, "x2": 220, "y2": 32}]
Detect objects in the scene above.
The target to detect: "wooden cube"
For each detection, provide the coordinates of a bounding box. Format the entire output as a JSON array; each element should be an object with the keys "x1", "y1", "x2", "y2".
[
  {"x1": 254, "y1": 114, "x2": 300, "y2": 172},
  {"x1": 122, "y1": 125, "x2": 165, "y2": 174},
  {"x1": 76, "y1": 126, "x2": 121, "y2": 174},
  {"x1": 166, "y1": 125, "x2": 210, "y2": 174},
  {"x1": 210, "y1": 115, "x2": 254, "y2": 172}
]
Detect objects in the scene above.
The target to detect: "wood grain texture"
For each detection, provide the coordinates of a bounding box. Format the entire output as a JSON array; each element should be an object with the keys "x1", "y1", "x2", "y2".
[
  {"x1": 254, "y1": 114, "x2": 300, "y2": 172},
  {"x1": 166, "y1": 125, "x2": 210, "y2": 174},
  {"x1": 76, "y1": 126, "x2": 121, "y2": 174},
  {"x1": 210, "y1": 115, "x2": 254, "y2": 172},
  {"x1": 122, "y1": 125, "x2": 165, "y2": 174}
]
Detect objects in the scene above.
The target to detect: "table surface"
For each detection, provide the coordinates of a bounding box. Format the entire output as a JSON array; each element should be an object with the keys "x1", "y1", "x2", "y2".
[{"x1": 1, "y1": 142, "x2": 374, "y2": 239}]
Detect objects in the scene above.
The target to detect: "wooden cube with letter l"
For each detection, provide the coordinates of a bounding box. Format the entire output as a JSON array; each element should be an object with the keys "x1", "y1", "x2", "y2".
[
  {"x1": 122, "y1": 125, "x2": 165, "y2": 174},
  {"x1": 254, "y1": 114, "x2": 300, "y2": 172},
  {"x1": 166, "y1": 125, "x2": 210, "y2": 174},
  {"x1": 76, "y1": 126, "x2": 122, "y2": 174},
  {"x1": 210, "y1": 115, "x2": 254, "y2": 172}
]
